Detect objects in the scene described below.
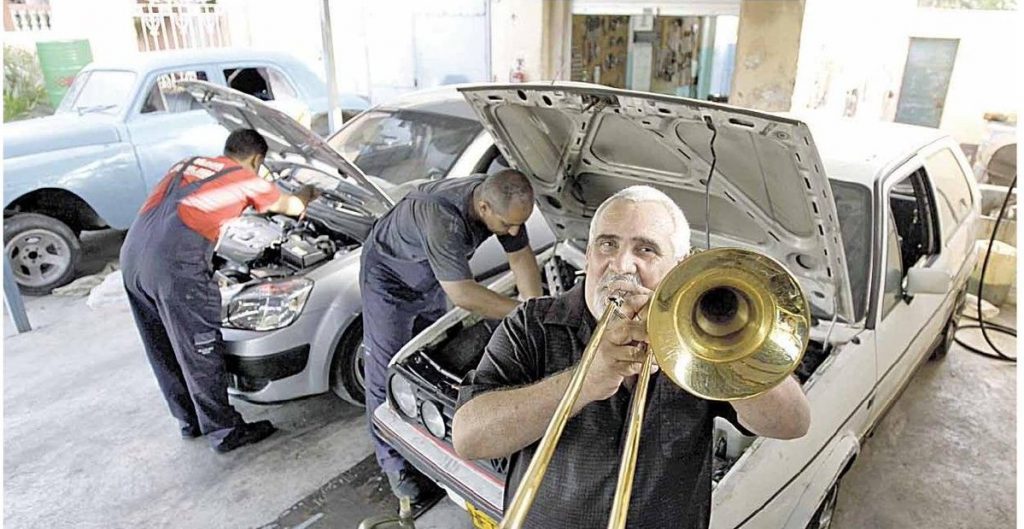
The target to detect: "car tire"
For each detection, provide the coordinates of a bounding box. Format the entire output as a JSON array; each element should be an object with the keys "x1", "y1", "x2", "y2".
[
  {"x1": 330, "y1": 317, "x2": 366, "y2": 406},
  {"x1": 930, "y1": 290, "x2": 965, "y2": 361},
  {"x1": 805, "y1": 480, "x2": 840, "y2": 529},
  {"x1": 4, "y1": 213, "x2": 81, "y2": 296}
]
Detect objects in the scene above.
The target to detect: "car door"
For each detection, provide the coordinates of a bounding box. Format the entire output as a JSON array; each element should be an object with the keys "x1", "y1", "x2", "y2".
[
  {"x1": 125, "y1": 66, "x2": 231, "y2": 190},
  {"x1": 216, "y1": 62, "x2": 313, "y2": 125},
  {"x1": 870, "y1": 157, "x2": 948, "y2": 422}
]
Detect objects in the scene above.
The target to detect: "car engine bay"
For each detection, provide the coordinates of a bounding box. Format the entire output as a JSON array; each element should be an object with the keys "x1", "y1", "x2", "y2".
[
  {"x1": 385, "y1": 236, "x2": 847, "y2": 485},
  {"x1": 387, "y1": 247, "x2": 838, "y2": 485},
  {"x1": 213, "y1": 213, "x2": 358, "y2": 288}
]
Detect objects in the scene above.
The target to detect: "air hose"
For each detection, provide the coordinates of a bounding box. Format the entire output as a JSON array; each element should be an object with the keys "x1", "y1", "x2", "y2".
[{"x1": 954, "y1": 175, "x2": 1017, "y2": 362}]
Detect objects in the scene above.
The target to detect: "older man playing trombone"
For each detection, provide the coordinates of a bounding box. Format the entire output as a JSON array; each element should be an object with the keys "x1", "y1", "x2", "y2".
[{"x1": 452, "y1": 186, "x2": 811, "y2": 529}]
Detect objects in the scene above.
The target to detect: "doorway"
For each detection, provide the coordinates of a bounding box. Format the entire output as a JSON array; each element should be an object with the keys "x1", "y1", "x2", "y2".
[{"x1": 895, "y1": 37, "x2": 959, "y2": 128}]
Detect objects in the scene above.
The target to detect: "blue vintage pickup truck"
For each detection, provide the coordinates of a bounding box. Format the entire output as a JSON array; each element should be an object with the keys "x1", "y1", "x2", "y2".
[{"x1": 3, "y1": 48, "x2": 368, "y2": 294}]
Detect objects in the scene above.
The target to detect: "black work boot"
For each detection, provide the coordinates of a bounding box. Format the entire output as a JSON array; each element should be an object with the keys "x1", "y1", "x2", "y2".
[
  {"x1": 212, "y1": 420, "x2": 277, "y2": 453},
  {"x1": 385, "y1": 466, "x2": 443, "y2": 511},
  {"x1": 180, "y1": 424, "x2": 202, "y2": 439}
]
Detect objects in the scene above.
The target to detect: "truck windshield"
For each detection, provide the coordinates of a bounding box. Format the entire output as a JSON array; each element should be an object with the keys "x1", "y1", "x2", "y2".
[{"x1": 57, "y1": 70, "x2": 136, "y2": 116}]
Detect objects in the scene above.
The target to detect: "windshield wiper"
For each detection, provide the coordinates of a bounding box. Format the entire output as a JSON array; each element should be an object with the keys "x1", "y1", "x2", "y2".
[{"x1": 76, "y1": 104, "x2": 118, "y2": 115}]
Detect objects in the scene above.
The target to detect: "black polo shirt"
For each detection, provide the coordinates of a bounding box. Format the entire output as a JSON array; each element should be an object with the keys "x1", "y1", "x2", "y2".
[
  {"x1": 368, "y1": 175, "x2": 529, "y2": 285},
  {"x1": 457, "y1": 282, "x2": 751, "y2": 529}
]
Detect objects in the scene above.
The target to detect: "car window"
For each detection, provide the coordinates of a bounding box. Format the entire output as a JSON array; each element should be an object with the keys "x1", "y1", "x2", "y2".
[
  {"x1": 924, "y1": 148, "x2": 974, "y2": 243},
  {"x1": 328, "y1": 109, "x2": 482, "y2": 185},
  {"x1": 56, "y1": 70, "x2": 136, "y2": 115},
  {"x1": 266, "y1": 68, "x2": 298, "y2": 99},
  {"x1": 881, "y1": 211, "x2": 904, "y2": 318},
  {"x1": 830, "y1": 180, "x2": 871, "y2": 322},
  {"x1": 141, "y1": 70, "x2": 208, "y2": 114},
  {"x1": 888, "y1": 168, "x2": 939, "y2": 269},
  {"x1": 224, "y1": 67, "x2": 276, "y2": 101}
]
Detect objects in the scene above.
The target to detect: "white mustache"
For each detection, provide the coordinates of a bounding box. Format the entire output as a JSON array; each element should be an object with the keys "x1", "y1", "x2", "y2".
[{"x1": 598, "y1": 273, "x2": 642, "y2": 296}]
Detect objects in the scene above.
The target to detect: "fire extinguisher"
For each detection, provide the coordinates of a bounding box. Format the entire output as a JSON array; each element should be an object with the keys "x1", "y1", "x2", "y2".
[{"x1": 510, "y1": 57, "x2": 527, "y2": 83}]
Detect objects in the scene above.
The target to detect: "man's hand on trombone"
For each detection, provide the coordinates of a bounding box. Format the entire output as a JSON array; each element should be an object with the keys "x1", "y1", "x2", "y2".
[{"x1": 582, "y1": 279, "x2": 659, "y2": 403}]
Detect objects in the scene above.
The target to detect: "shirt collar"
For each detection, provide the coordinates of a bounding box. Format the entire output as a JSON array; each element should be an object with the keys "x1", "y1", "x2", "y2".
[{"x1": 542, "y1": 281, "x2": 597, "y2": 345}]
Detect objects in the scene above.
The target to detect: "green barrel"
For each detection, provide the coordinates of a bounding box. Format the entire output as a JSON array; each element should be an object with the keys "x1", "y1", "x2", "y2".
[{"x1": 35, "y1": 39, "x2": 93, "y2": 107}]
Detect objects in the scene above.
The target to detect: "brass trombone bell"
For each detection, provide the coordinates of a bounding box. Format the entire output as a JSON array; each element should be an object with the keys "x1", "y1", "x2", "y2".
[
  {"x1": 649, "y1": 247, "x2": 811, "y2": 401},
  {"x1": 498, "y1": 247, "x2": 811, "y2": 529}
]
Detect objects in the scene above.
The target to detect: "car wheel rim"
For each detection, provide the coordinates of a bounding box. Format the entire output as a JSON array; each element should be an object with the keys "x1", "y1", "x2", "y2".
[
  {"x1": 5, "y1": 229, "x2": 72, "y2": 288},
  {"x1": 945, "y1": 318, "x2": 958, "y2": 351},
  {"x1": 354, "y1": 342, "x2": 366, "y2": 392},
  {"x1": 817, "y1": 486, "x2": 838, "y2": 529}
]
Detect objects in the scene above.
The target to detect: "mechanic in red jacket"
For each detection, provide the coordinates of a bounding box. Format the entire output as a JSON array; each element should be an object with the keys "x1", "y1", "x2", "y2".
[{"x1": 120, "y1": 129, "x2": 315, "y2": 453}]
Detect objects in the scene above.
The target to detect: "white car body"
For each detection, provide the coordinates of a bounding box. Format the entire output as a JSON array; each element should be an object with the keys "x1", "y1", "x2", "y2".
[{"x1": 373, "y1": 84, "x2": 981, "y2": 528}]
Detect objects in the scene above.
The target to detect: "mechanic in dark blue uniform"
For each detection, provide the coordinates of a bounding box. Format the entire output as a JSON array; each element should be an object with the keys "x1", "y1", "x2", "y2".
[
  {"x1": 120, "y1": 129, "x2": 316, "y2": 453},
  {"x1": 360, "y1": 169, "x2": 543, "y2": 503}
]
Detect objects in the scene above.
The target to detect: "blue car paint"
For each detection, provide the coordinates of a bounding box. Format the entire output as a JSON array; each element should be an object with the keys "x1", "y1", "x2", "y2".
[
  {"x1": 3, "y1": 49, "x2": 368, "y2": 231},
  {"x1": 5, "y1": 141, "x2": 146, "y2": 229}
]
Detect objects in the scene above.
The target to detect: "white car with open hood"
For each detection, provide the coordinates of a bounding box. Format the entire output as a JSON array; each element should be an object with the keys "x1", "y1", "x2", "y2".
[{"x1": 371, "y1": 82, "x2": 981, "y2": 528}]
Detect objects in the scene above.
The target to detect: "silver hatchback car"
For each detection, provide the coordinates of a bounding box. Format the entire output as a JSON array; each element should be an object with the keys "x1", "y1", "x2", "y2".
[{"x1": 181, "y1": 82, "x2": 554, "y2": 406}]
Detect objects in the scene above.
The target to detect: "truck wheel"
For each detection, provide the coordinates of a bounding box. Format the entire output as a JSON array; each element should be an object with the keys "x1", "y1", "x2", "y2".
[
  {"x1": 4, "y1": 213, "x2": 81, "y2": 295},
  {"x1": 330, "y1": 318, "x2": 366, "y2": 406}
]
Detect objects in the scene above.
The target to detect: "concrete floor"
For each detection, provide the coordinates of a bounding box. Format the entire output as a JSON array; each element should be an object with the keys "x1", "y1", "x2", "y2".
[
  {"x1": 2, "y1": 230, "x2": 1017, "y2": 528},
  {"x1": 832, "y1": 307, "x2": 1017, "y2": 528}
]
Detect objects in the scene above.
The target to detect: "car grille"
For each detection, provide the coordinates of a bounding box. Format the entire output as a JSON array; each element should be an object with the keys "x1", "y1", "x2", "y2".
[{"x1": 389, "y1": 352, "x2": 508, "y2": 479}]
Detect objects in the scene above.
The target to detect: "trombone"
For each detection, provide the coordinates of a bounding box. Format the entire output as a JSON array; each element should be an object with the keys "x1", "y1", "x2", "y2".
[{"x1": 498, "y1": 247, "x2": 811, "y2": 529}]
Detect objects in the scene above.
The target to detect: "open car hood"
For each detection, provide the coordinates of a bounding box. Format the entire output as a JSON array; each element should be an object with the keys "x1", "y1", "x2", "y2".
[
  {"x1": 458, "y1": 83, "x2": 853, "y2": 321},
  {"x1": 180, "y1": 81, "x2": 393, "y2": 224}
]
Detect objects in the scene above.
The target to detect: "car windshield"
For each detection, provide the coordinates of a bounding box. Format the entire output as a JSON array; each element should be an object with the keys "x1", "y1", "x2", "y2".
[
  {"x1": 830, "y1": 180, "x2": 872, "y2": 323},
  {"x1": 328, "y1": 109, "x2": 482, "y2": 185},
  {"x1": 57, "y1": 70, "x2": 136, "y2": 115}
]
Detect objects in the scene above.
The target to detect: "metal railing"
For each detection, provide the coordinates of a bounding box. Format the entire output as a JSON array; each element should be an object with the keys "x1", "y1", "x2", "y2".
[
  {"x1": 8, "y1": 3, "x2": 52, "y2": 32},
  {"x1": 133, "y1": 0, "x2": 230, "y2": 52}
]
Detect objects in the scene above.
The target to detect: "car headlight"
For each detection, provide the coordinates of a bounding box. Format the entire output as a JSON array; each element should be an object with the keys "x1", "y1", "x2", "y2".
[
  {"x1": 420, "y1": 400, "x2": 446, "y2": 439},
  {"x1": 390, "y1": 375, "x2": 418, "y2": 418},
  {"x1": 224, "y1": 278, "x2": 313, "y2": 331}
]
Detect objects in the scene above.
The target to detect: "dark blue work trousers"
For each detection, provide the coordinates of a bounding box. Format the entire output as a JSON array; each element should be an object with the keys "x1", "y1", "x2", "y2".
[
  {"x1": 119, "y1": 161, "x2": 244, "y2": 448},
  {"x1": 360, "y1": 244, "x2": 447, "y2": 473}
]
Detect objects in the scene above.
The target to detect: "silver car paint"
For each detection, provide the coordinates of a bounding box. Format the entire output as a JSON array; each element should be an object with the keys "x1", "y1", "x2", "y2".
[{"x1": 222, "y1": 114, "x2": 556, "y2": 403}]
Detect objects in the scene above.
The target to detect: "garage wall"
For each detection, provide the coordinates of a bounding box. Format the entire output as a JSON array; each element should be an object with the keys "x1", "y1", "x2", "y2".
[
  {"x1": 220, "y1": 0, "x2": 326, "y2": 84},
  {"x1": 907, "y1": 8, "x2": 1018, "y2": 144},
  {"x1": 225, "y1": 0, "x2": 492, "y2": 105},
  {"x1": 792, "y1": 0, "x2": 1018, "y2": 144},
  {"x1": 491, "y1": 0, "x2": 545, "y2": 82},
  {"x1": 790, "y1": 0, "x2": 912, "y2": 123},
  {"x1": 29, "y1": 0, "x2": 137, "y2": 61},
  {"x1": 572, "y1": 0, "x2": 740, "y2": 17}
]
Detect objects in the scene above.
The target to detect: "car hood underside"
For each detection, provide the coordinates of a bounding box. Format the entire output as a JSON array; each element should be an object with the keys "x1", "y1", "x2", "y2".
[{"x1": 458, "y1": 83, "x2": 854, "y2": 321}]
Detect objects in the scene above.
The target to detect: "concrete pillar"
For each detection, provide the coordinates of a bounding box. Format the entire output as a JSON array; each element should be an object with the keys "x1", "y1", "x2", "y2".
[
  {"x1": 729, "y1": 0, "x2": 805, "y2": 111},
  {"x1": 4, "y1": 1, "x2": 15, "y2": 32},
  {"x1": 541, "y1": 0, "x2": 572, "y2": 81}
]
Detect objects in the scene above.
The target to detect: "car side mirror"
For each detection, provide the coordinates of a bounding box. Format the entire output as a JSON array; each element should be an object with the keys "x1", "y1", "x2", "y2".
[{"x1": 904, "y1": 266, "x2": 952, "y2": 297}]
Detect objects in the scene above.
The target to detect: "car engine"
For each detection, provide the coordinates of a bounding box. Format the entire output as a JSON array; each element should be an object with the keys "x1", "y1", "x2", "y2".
[{"x1": 213, "y1": 214, "x2": 355, "y2": 287}]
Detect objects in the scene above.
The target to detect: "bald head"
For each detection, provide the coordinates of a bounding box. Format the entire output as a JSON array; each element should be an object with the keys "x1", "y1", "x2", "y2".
[
  {"x1": 479, "y1": 169, "x2": 534, "y2": 215},
  {"x1": 474, "y1": 169, "x2": 534, "y2": 237}
]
